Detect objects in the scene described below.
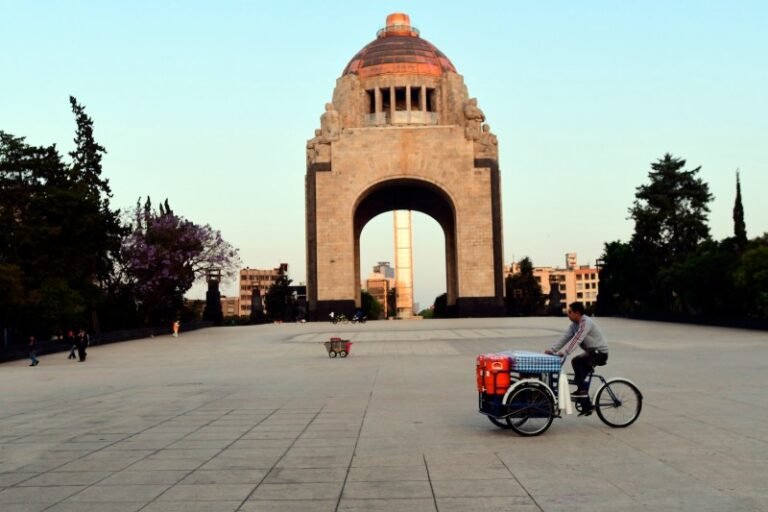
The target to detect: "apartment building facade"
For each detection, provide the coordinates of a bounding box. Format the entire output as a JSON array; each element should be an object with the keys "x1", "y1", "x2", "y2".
[
  {"x1": 238, "y1": 264, "x2": 288, "y2": 317},
  {"x1": 507, "y1": 253, "x2": 600, "y2": 313},
  {"x1": 364, "y1": 261, "x2": 395, "y2": 318},
  {"x1": 220, "y1": 296, "x2": 239, "y2": 318}
]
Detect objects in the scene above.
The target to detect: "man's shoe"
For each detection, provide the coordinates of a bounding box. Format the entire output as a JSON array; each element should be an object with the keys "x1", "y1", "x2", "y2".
[
  {"x1": 578, "y1": 406, "x2": 594, "y2": 417},
  {"x1": 571, "y1": 389, "x2": 589, "y2": 398}
]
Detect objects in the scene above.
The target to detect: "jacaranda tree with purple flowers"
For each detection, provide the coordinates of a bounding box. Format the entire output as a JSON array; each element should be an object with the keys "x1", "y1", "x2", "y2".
[{"x1": 122, "y1": 197, "x2": 239, "y2": 325}]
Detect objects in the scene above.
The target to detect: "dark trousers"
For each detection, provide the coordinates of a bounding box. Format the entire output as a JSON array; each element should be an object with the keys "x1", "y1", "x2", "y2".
[
  {"x1": 78, "y1": 345, "x2": 87, "y2": 362},
  {"x1": 572, "y1": 349, "x2": 608, "y2": 390}
]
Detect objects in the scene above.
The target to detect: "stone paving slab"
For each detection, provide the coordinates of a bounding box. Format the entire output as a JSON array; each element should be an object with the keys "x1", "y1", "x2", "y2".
[{"x1": 1, "y1": 317, "x2": 767, "y2": 511}]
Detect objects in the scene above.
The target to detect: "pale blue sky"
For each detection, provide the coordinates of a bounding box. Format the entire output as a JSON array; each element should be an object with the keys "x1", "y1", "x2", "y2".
[{"x1": 1, "y1": 1, "x2": 766, "y2": 308}]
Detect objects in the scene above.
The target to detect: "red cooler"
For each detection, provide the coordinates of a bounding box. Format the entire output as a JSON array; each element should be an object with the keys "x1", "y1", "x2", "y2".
[
  {"x1": 484, "y1": 354, "x2": 511, "y2": 395},
  {"x1": 476, "y1": 354, "x2": 486, "y2": 392}
]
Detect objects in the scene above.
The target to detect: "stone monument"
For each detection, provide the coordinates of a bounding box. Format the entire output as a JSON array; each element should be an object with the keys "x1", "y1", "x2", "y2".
[{"x1": 305, "y1": 13, "x2": 504, "y2": 319}]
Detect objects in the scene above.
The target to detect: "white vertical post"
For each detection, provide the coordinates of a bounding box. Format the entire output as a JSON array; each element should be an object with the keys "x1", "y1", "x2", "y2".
[{"x1": 394, "y1": 210, "x2": 414, "y2": 319}]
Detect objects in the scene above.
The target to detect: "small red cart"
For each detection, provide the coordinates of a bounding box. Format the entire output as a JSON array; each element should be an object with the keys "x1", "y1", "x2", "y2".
[{"x1": 323, "y1": 337, "x2": 352, "y2": 358}]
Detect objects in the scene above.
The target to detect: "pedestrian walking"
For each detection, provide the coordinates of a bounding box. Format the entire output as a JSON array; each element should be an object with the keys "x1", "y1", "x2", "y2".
[
  {"x1": 28, "y1": 336, "x2": 39, "y2": 366},
  {"x1": 172, "y1": 320, "x2": 180, "y2": 338},
  {"x1": 76, "y1": 329, "x2": 89, "y2": 362},
  {"x1": 66, "y1": 330, "x2": 77, "y2": 360}
]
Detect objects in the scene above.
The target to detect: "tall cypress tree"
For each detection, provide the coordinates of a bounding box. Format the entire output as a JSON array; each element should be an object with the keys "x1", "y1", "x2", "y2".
[
  {"x1": 733, "y1": 170, "x2": 747, "y2": 250},
  {"x1": 69, "y1": 96, "x2": 110, "y2": 198},
  {"x1": 68, "y1": 96, "x2": 124, "y2": 286}
]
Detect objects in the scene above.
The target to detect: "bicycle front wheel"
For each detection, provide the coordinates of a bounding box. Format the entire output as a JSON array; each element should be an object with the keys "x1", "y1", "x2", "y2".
[{"x1": 595, "y1": 378, "x2": 642, "y2": 428}]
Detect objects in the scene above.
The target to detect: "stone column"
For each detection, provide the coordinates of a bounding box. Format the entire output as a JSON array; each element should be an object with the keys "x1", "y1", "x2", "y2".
[
  {"x1": 390, "y1": 86, "x2": 395, "y2": 122},
  {"x1": 375, "y1": 87, "x2": 383, "y2": 125},
  {"x1": 406, "y1": 85, "x2": 411, "y2": 123}
]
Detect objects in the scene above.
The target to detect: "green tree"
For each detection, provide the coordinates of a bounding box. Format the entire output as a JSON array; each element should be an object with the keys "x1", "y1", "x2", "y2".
[
  {"x1": 417, "y1": 307, "x2": 434, "y2": 319},
  {"x1": 630, "y1": 154, "x2": 713, "y2": 265},
  {"x1": 734, "y1": 238, "x2": 768, "y2": 319},
  {"x1": 387, "y1": 287, "x2": 396, "y2": 318},
  {"x1": 626, "y1": 154, "x2": 713, "y2": 311},
  {"x1": 658, "y1": 240, "x2": 740, "y2": 317},
  {"x1": 596, "y1": 240, "x2": 656, "y2": 315},
  {"x1": 505, "y1": 257, "x2": 543, "y2": 316},
  {"x1": 432, "y1": 292, "x2": 448, "y2": 318},
  {"x1": 265, "y1": 274, "x2": 293, "y2": 322},
  {"x1": 361, "y1": 290, "x2": 382, "y2": 319},
  {"x1": 0, "y1": 132, "x2": 100, "y2": 335}
]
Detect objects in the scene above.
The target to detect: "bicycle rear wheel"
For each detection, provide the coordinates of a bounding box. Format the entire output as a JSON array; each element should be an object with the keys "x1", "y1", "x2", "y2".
[{"x1": 595, "y1": 378, "x2": 642, "y2": 428}]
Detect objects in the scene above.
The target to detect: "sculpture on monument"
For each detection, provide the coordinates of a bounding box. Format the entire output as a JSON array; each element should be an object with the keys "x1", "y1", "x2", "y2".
[
  {"x1": 307, "y1": 103, "x2": 339, "y2": 165},
  {"x1": 475, "y1": 123, "x2": 498, "y2": 159},
  {"x1": 320, "y1": 102, "x2": 341, "y2": 141},
  {"x1": 463, "y1": 97, "x2": 485, "y2": 141},
  {"x1": 306, "y1": 128, "x2": 330, "y2": 165}
]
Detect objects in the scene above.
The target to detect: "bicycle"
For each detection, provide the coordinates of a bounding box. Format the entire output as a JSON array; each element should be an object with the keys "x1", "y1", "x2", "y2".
[
  {"x1": 330, "y1": 313, "x2": 348, "y2": 324},
  {"x1": 478, "y1": 355, "x2": 642, "y2": 436}
]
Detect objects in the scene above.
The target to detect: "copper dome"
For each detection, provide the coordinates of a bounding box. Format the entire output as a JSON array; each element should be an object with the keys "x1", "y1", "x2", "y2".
[{"x1": 343, "y1": 13, "x2": 457, "y2": 79}]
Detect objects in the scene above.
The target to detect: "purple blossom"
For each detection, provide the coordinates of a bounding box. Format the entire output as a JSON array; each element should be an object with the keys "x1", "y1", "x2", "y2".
[{"x1": 121, "y1": 201, "x2": 240, "y2": 312}]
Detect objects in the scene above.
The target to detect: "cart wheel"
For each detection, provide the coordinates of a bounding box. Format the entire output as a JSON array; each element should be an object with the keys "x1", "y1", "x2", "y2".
[
  {"x1": 488, "y1": 416, "x2": 513, "y2": 429},
  {"x1": 329, "y1": 351, "x2": 337, "y2": 358},
  {"x1": 505, "y1": 382, "x2": 555, "y2": 437},
  {"x1": 488, "y1": 415, "x2": 528, "y2": 430},
  {"x1": 339, "y1": 350, "x2": 347, "y2": 358}
]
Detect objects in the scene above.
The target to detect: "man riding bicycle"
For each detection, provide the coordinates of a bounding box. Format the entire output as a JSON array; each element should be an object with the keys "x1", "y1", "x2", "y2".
[{"x1": 545, "y1": 302, "x2": 608, "y2": 413}]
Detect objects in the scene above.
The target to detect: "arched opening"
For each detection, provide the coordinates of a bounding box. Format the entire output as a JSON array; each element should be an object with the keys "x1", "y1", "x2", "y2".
[
  {"x1": 353, "y1": 178, "x2": 458, "y2": 315},
  {"x1": 359, "y1": 211, "x2": 447, "y2": 318}
]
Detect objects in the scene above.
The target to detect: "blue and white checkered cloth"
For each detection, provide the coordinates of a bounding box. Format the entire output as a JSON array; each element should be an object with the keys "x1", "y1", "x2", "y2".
[{"x1": 497, "y1": 350, "x2": 561, "y2": 373}]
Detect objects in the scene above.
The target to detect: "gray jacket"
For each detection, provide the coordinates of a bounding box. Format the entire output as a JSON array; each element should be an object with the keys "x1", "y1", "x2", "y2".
[{"x1": 551, "y1": 315, "x2": 608, "y2": 356}]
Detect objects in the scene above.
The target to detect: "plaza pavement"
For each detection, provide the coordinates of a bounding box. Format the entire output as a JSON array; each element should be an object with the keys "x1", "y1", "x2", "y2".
[{"x1": 1, "y1": 317, "x2": 767, "y2": 512}]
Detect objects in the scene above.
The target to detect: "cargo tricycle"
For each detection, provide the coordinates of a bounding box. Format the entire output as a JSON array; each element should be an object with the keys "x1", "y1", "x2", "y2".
[{"x1": 477, "y1": 350, "x2": 642, "y2": 436}]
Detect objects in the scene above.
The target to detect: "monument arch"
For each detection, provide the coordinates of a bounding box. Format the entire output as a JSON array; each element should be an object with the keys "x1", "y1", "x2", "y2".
[
  {"x1": 306, "y1": 13, "x2": 504, "y2": 319},
  {"x1": 352, "y1": 177, "x2": 459, "y2": 312}
]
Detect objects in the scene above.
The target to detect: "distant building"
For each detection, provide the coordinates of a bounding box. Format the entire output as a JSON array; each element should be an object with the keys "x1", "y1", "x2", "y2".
[
  {"x1": 507, "y1": 253, "x2": 599, "y2": 314},
  {"x1": 373, "y1": 261, "x2": 395, "y2": 279},
  {"x1": 239, "y1": 264, "x2": 288, "y2": 317},
  {"x1": 365, "y1": 262, "x2": 396, "y2": 318},
  {"x1": 220, "y1": 296, "x2": 239, "y2": 318}
]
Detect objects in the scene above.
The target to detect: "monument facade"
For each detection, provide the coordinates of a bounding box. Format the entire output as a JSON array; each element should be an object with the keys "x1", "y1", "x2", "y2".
[{"x1": 306, "y1": 13, "x2": 504, "y2": 320}]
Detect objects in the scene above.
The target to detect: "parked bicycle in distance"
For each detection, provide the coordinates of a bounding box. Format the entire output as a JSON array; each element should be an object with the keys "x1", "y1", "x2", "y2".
[{"x1": 328, "y1": 312, "x2": 349, "y2": 324}]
